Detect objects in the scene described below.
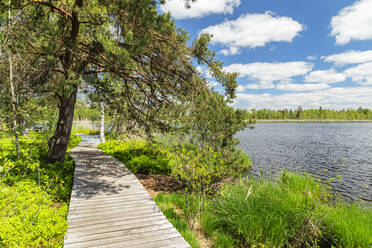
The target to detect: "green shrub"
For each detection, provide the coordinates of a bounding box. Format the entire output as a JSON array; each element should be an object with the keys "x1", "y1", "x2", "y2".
[
  {"x1": 98, "y1": 140, "x2": 172, "y2": 174},
  {"x1": 68, "y1": 134, "x2": 82, "y2": 149},
  {"x1": 0, "y1": 133, "x2": 81, "y2": 247},
  {"x1": 169, "y1": 143, "x2": 251, "y2": 197},
  {"x1": 0, "y1": 181, "x2": 68, "y2": 247}
]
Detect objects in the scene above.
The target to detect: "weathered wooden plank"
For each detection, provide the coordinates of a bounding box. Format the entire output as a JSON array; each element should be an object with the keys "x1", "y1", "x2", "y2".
[
  {"x1": 66, "y1": 214, "x2": 166, "y2": 232},
  {"x1": 68, "y1": 199, "x2": 155, "y2": 213},
  {"x1": 93, "y1": 236, "x2": 191, "y2": 248},
  {"x1": 67, "y1": 208, "x2": 163, "y2": 227},
  {"x1": 67, "y1": 212, "x2": 165, "y2": 228},
  {"x1": 65, "y1": 222, "x2": 174, "y2": 244},
  {"x1": 69, "y1": 193, "x2": 152, "y2": 205},
  {"x1": 66, "y1": 218, "x2": 170, "y2": 237},
  {"x1": 64, "y1": 228, "x2": 180, "y2": 248},
  {"x1": 64, "y1": 139, "x2": 190, "y2": 248}
]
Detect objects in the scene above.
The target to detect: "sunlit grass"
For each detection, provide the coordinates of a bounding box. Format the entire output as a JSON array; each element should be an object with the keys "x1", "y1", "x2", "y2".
[{"x1": 155, "y1": 171, "x2": 371, "y2": 248}]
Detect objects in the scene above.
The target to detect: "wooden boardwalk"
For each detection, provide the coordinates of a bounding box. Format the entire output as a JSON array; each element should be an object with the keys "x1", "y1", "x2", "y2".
[{"x1": 64, "y1": 139, "x2": 190, "y2": 248}]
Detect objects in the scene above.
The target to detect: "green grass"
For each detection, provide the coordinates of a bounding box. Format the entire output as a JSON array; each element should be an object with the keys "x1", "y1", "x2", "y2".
[
  {"x1": 155, "y1": 193, "x2": 201, "y2": 248},
  {"x1": 318, "y1": 202, "x2": 372, "y2": 248},
  {"x1": 71, "y1": 128, "x2": 99, "y2": 135},
  {"x1": 98, "y1": 140, "x2": 172, "y2": 175},
  {"x1": 0, "y1": 132, "x2": 81, "y2": 247},
  {"x1": 154, "y1": 171, "x2": 371, "y2": 248},
  {"x1": 209, "y1": 172, "x2": 326, "y2": 247}
]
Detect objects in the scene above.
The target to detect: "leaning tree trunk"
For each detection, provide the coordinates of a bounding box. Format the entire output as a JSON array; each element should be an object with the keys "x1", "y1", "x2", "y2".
[
  {"x1": 46, "y1": 88, "x2": 77, "y2": 163},
  {"x1": 99, "y1": 97, "x2": 105, "y2": 143}
]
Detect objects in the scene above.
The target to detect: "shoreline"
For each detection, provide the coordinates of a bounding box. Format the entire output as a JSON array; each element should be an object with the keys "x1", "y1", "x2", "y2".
[{"x1": 255, "y1": 119, "x2": 372, "y2": 123}]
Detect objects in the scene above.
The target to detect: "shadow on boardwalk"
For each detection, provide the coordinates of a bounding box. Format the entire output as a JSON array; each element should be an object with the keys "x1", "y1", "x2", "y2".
[{"x1": 64, "y1": 138, "x2": 190, "y2": 248}]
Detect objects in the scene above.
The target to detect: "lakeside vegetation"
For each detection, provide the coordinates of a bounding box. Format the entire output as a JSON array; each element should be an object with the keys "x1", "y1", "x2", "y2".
[
  {"x1": 0, "y1": 132, "x2": 81, "y2": 247},
  {"x1": 256, "y1": 119, "x2": 372, "y2": 123},
  {"x1": 99, "y1": 138, "x2": 372, "y2": 248},
  {"x1": 1, "y1": 0, "x2": 371, "y2": 247},
  {"x1": 249, "y1": 107, "x2": 372, "y2": 121}
]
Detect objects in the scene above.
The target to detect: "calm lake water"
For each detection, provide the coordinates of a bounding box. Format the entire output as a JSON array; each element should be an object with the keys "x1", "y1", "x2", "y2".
[{"x1": 237, "y1": 123, "x2": 372, "y2": 201}]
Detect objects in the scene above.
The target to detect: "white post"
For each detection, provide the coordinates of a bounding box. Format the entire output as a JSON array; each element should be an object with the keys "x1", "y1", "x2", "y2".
[{"x1": 100, "y1": 97, "x2": 105, "y2": 143}]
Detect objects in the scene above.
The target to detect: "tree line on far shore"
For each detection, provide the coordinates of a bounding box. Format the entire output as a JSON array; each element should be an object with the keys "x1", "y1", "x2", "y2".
[{"x1": 250, "y1": 106, "x2": 372, "y2": 120}]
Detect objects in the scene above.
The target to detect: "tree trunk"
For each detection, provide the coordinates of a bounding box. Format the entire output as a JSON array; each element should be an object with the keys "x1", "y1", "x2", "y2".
[
  {"x1": 8, "y1": 0, "x2": 19, "y2": 157},
  {"x1": 100, "y1": 98, "x2": 105, "y2": 143},
  {"x1": 46, "y1": 89, "x2": 77, "y2": 163},
  {"x1": 9, "y1": 54, "x2": 19, "y2": 157}
]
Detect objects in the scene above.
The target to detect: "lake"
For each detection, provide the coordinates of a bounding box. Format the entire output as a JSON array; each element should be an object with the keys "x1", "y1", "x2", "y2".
[{"x1": 237, "y1": 123, "x2": 372, "y2": 201}]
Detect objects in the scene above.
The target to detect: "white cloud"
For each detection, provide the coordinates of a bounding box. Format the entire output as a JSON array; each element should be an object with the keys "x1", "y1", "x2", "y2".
[
  {"x1": 195, "y1": 66, "x2": 203, "y2": 73},
  {"x1": 304, "y1": 69, "x2": 346, "y2": 84},
  {"x1": 307, "y1": 56, "x2": 317, "y2": 61},
  {"x1": 200, "y1": 12, "x2": 304, "y2": 54},
  {"x1": 220, "y1": 46, "x2": 240, "y2": 56},
  {"x1": 344, "y1": 62, "x2": 372, "y2": 85},
  {"x1": 323, "y1": 50, "x2": 372, "y2": 66},
  {"x1": 224, "y1": 61, "x2": 313, "y2": 89},
  {"x1": 276, "y1": 82, "x2": 331, "y2": 92},
  {"x1": 160, "y1": 0, "x2": 240, "y2": 19},
  {"x1": 234, "y1": 87, "x2": 372, "y2": 110},
  {"x1": 330, "y1": 0, "x2": 372, "y2": 45}
]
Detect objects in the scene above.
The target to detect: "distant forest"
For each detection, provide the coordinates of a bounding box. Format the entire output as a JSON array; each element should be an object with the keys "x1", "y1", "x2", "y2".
[{"x1": 249, "y1": 107, "x2": 372, "y2": 120}]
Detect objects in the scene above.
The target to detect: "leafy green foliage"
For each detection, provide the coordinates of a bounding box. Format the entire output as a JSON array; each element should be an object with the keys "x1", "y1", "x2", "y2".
[
  {"x1": 154, "y1": 171, "x2": 371, "y2": 248},
  {"x1": 74, "y1": 99, "x2": 100, "y2": 122},
  {"x1": 0, "y1": 132, "x2": 81, "y2": 247},
  {"x1": 1, "y1": 0, "x2": 240, "y2": 163},
  {"x1": 98, "y1": 140, "x2": 172, "y2": 174},
  {"x1": 0, "y1": 181, "x2": 68, "y2": 247},
  {"x1": 251, "y1": 106, "x2": 372, "y2": 120},
  {"x1": 170, "y1": 143, "x2": 250, "y2": 196}
]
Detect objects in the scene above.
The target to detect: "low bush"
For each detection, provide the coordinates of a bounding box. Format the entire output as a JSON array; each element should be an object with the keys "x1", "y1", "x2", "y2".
[
  {"x1": 156, "y1": 171, "x2": 371, "y2": 248},
  {"x1": 0, "y1": 132, "x2": 81, "y2": 247},
  {"x1": 170, "y1": 144, "x2": 251, "y2": 196},
  {"x1": 98, "y1": 140, "x2": 172, "y2": 174}
]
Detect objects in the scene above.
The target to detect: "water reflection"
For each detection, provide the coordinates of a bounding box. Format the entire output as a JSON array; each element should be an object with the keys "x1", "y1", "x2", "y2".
[{"x1": 237, "y1": 123, "x2": 372, "y2": 201}]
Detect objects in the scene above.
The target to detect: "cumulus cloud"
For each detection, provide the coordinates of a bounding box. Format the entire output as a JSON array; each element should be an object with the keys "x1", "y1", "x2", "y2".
[
  {"x1": 323, "y1": 50, "x2": 372, "y2": 66},
  {"x1": 160, "y1": 0, "x2": 240, "y2": 19},
  {"x1": 224, "y1": 61, "x2": 313, "y2": 89},
  {"x1": 234, "y1": 87, "x2": 372, "y2": 110},
  {"x1": 330, "y1": 0, "x2": 372, "y2": 45},
  {"x1": 200, "y1": 12, "x2": 304, "y2": 54},
  {"x1": 220, "y1": 47, "x2": 240, "y2": 56},
  {"x1": 307, "y1": 56, "x2": 317, "y2": 61},
  {"x1": 344, "y1": 62, "x2": 372, "y2": 85},
  {"x1": 276, "y1": 82, "x2": 331, "y2": 92},
  {"x1": 304, "y1": 69, "x2": 346, "y2": 84}
]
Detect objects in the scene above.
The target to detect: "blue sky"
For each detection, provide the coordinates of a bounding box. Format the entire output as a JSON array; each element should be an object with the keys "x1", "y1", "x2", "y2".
[{"x1": 160, "y1": 0, "x2": 372, "y2": 110}]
